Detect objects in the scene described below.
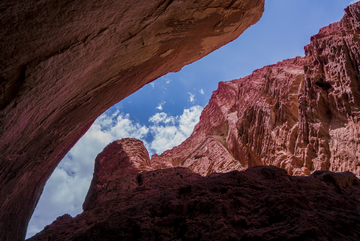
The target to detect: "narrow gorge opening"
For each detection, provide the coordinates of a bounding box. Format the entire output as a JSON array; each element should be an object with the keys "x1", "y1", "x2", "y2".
[{"x1": 26, "y1": 0, "x2": 353, "y2": 239}]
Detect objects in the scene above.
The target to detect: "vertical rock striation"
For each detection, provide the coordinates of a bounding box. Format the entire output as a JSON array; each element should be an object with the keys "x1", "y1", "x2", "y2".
[
  {"x1": 152, "y1": 2, "x2": 360, "y2": 177},
  {"x1": 151, "y1": 57, "x2": 306, "y2": 175},
  {"x1": 302, "y1": 5, "x2": 360, "y2": 176},
  {"x1": 0, "y1": 0, "x2": 264, "y2": 240}
]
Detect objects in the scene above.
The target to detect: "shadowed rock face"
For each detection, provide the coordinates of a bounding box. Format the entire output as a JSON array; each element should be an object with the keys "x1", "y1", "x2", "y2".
[
  {"x1": 0, "y1": 0, "x2": 264, "y2": 240},
  {"x1": 28, "y1": 138, "x2": 203, "y2": 240},
  {"x1": 28, "y1": 142, "x2": 360, "y2": 241},
  {"x1": 152, "y1": 2, "x2": 360, "y2": 177},
  {"x1": 82, "y1": 138, "x2": 154, "y2": 211}
]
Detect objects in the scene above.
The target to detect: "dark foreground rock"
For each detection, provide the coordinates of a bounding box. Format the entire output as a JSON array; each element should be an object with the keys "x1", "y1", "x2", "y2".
[{"x1": 29, "y1": 164, "x2": 360, "y2": 241}]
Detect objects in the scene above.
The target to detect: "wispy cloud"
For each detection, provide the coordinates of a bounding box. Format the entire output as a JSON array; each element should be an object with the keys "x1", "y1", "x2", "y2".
[
  {"x1": 188, "y1": 92, "x2": 195, "y2": 103},
  {"x1": 156, "y1": 100, "x2": 166, "y2": 110},
  {"x1": 150, "y1": 82, "x2": 155, "y2": 88},
  {"x1": 350, "y1": 0, "x2": 359, "y2": 4},
  {"x1": 27, "y1": 106, "x2": 203, "y2": 239},
  {"x1": 149, "y1": 112, "x2": 175, "y2": 124},
  {"x1": 149, "y1": 105, "x2": 202, "y2": 153},
  {"x1": 199, "y1": 89, "x2": 204, "y2": 95}
]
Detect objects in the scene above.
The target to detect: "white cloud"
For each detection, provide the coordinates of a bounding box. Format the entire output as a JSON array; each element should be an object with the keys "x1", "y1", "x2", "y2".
[
  {"x1": 149, "y1": 105, "x2": 202, "y2": 153},
  {"x1": 199, "y1": 89, "x2": 204, "y2": 95},
  {"x1": 27, "y1": 106, "x2": 203, "y2": 239},
  {"x1": 156, "y1": 100, "x2": 166, "y2": 110},
  {"x1": 149, "y1": 112, "x2": 175, "y2": 124},
  {"x1": 179, "y1": 106, "x2": 203, "y2": 136},
  {"x1": 150, "y1": 82, "x2": 155, "y2": 88},
  {"x1": 149, "y1": 125, "x2": 186, "y2": 153},
  {"x1": 188, "y1": 92, "x2": 195, "y2": 103},
  {"x1": 350, "y1": 0, "x2": 359, "y2": 4},
  {"x1": 160, "y1": 76, "x2": 171, "y2": 84}
]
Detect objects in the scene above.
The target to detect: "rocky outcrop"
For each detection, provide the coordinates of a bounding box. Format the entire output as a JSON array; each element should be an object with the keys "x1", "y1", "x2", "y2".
[
  {"x1": 82, "y1": 138, "x2": 153, "y2": 211},
  {"x1": 151, "y1": 57, "x2": 306, "y2": 175},
  {"x1": 28, "y1": 151, "x2": 360, "y2": 240},
  {"x1": 28, "y1": 139, "x2": 202, "y2": 240},
  {"x1": 152, "y1": 2, "x2": 360, "y2": 177},
  {"x1": 0, "y1": 0, "x2": 264, "y2": 240}
]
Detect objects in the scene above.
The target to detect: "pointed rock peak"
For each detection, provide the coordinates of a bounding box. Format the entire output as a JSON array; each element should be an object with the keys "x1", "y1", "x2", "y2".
[{"x1": 83, "y1": 138, "x2": 152, "y2": 211}]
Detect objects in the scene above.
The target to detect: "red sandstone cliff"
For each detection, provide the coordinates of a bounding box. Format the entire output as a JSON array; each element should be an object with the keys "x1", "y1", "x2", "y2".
[
  {"x1": 0, "y1": 1, "x2": 264, "y2": 240},
  {"x1": 152, "y1": 2, "x2": 360, "y2": 177}
]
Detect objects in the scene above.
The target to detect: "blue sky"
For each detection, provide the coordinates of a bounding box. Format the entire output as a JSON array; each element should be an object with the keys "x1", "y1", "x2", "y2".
[{"x1": 26, "y1": 0, "x2": 357, "y2": 238}]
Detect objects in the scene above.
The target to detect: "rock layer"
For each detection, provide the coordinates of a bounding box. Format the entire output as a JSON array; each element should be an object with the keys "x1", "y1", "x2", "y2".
[
  {"x1": 152, "y1": 2, "x2": 360, "y2": 177},
  {"x1": 0, "y1": 0, "x2": 264, "y2": 240}
]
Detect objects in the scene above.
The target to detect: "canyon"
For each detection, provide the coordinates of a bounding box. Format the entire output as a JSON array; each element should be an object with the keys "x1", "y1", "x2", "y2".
[
  {"x1": 151, "y1": 3, "x2": 360, "y2": 177},
  {"x1": 28, "y1": 2, "x2": 360, "y2": 240},
  {"x1": 0, "y1": 0, "x2": 264, "y2": 240}
]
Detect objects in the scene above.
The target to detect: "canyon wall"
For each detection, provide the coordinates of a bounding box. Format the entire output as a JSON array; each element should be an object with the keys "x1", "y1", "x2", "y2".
[
  {"x1": 0, "y1": 0, "x2": 264, "y2": 240},
  {"x1": 28, "y1": 3, "x2": 360, "y2": 240},
  {"x1": 152, "y1": 2, "x2": 360, "y2": 177}
]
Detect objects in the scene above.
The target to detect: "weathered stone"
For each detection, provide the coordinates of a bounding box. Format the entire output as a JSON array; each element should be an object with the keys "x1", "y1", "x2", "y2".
[
  {"x1": 302, "y1": 4, "x2": 360, "y2": 176},
  {"x1": 152, "y1": 2, "x2": 360, "y2": 178},
  {"x1": 83, "y1": 138, "x2": 153, "y2": 211},
  {"x1": 0, "y1": 0, "x2": 264, "y2": 240},
  {"x1": 28, "y1": 164, "x2": 360, "y2": 241}
]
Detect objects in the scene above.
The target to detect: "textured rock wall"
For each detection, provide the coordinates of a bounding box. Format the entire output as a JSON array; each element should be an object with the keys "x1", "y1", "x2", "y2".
[
  {"x1": 151, "y1": 57, "x2": 306, "y2": 175},
  {"x1": 82, "y1": 138, "x2": 153, "y2": 211},
  {"x1": 302, "y1": 5, "x2": 360, "y2": 176},
  {"x1": 0, "y1": 0, "x2": 264, "y2": 240},
  {"x1": 152, "y1": 2, "x2": 360, "y2": 177}
]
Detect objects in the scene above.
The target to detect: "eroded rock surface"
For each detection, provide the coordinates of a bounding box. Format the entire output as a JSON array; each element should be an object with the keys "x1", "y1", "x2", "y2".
[
  {"x1": 29, "y1": 154, "x2": 360, "y2": 240},
  {"x1": 152, "y1": 2, "x2": 360, "y2": 177},
  {"x1": 82, "y1": 138, "x2": 153, "y2": 211},
  {"x1": 0, "y1": 0, "x2": 264, "y2": 240}
]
